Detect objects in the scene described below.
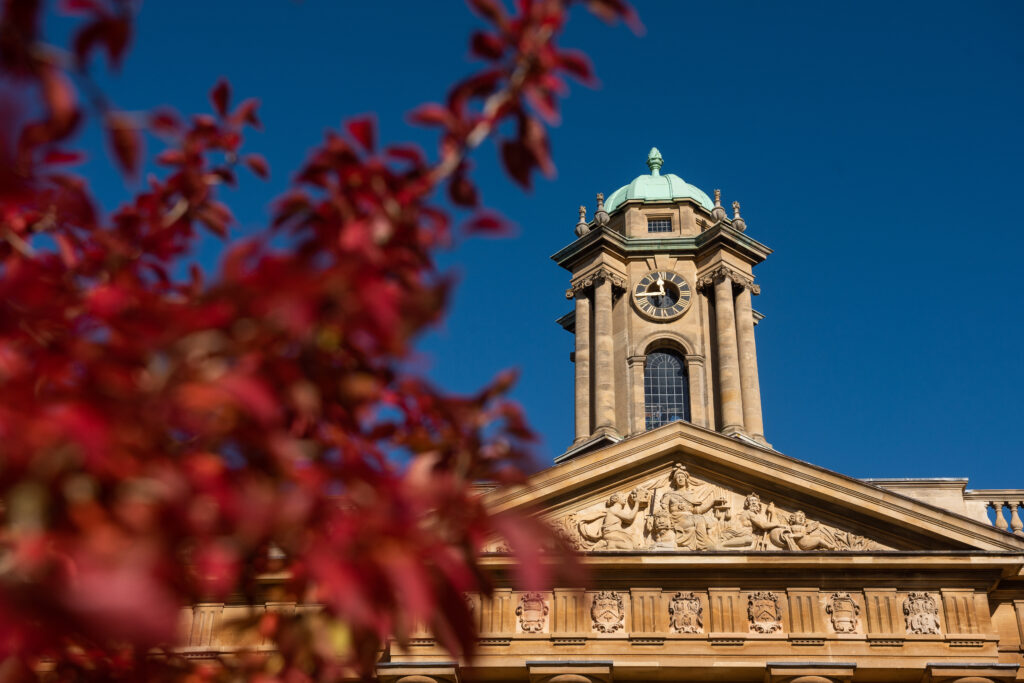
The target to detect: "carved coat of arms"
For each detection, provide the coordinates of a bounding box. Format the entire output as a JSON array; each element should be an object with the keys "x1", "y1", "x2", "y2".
[
  {"x1": 590, "y1": 590, "x2": 624, "y2": 633},
  {"x1": 825, "y1": 592, "x2": 860, "y2": 633},
  {"x1": 515, "y1": 592, "x2": 548, "y2": 633},
  {"x1": 747, "y1": 591, "x2": 783, "y2": 633},
  {"x1": 668, "y1": 591, "x2": 703, "y2": 633},
  {"x1": 903, "y1": 592, "x2": 941, "y2": 634}
]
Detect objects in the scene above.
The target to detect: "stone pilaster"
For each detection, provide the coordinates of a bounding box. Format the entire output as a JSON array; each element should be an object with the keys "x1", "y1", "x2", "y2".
[
  {"x1": 571, "y1": 287, "x2": 592, "y2": 443},
  {"x1": 733, "y1": 279, "x2": 766, "y2": 443},
  {"x1": 684, "y1": 353, "x2": 708, "y2": 428},
  {"x1": 627, "y1": 354, "x2": 646, "y2": 434}
]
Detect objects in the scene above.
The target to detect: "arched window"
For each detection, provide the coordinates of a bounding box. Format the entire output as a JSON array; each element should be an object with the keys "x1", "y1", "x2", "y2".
[{"x1": 644, "y1": 349, "x2": 690, "y2": 430}]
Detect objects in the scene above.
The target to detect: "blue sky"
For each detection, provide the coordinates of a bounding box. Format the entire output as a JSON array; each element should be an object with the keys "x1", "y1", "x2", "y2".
[{"x1": 53, "y1": 1, "x2": 1024, "y2": 487}]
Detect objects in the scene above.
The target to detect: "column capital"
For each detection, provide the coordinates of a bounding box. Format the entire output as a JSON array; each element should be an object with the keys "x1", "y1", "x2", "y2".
[
  {"x1": 697, "y1": 264, "x2": 758, "y2": 294},
  {"x1": 684, "y1": 353, "x2": 706, "y2": 366},
  {"x1": 568, "y1": 267, "x2": 625, "y2": 297},
  {"x1": 626, "y1": 354, "x2": 647, "y2": 367}
]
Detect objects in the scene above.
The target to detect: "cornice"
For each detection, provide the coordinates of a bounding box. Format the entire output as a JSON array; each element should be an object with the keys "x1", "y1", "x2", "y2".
[{"x1": 550, "y1": 224, "x2": 773, "y2": 272}]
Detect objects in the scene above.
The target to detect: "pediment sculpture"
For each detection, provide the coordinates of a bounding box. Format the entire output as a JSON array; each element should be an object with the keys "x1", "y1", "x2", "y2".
[{"x1": 551, "y1": 462, "x2": 887, "y2": 552}]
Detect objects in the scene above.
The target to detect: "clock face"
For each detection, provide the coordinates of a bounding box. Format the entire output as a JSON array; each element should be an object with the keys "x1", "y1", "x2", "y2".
[{"x1": 633, "y1": 270, "x2": 692, "y2": 320}]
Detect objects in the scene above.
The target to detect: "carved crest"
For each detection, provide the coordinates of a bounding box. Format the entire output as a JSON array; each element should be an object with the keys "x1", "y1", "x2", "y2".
[
  {"x1": 515, "y1": 592, "x2": 548, "y2": 633},
  {"x1": 903, "y1": 592, "x2": 941, "y2": 634},
  {"x1": 590, "y1": 590, "x2": 624, "y2": 633},
  {"x1": 747, "y1": 591, "x2": 783, "y2": 634},
  {"x1": 825, "y1": 592, "x2": 860, "y2": 633},
  {"x1": 668, "y1": 591, "x2": 703, "y2": 633}
]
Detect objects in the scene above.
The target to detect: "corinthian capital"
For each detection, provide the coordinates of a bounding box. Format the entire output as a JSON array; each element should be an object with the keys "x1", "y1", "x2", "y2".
[
  {"x1": 593, "y1": 266, "x2": 626, "y2": 289},
  {"x1": 696, "y1": 265, "x2": 758, "y2": 294}
]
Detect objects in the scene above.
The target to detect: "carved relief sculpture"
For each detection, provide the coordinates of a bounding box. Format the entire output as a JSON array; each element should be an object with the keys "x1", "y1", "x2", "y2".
[
  {"x1": 668, "y1": 592, "x2": 703, "y2": 633},
  {"x1": 576, "y1": 489, "x2": 643, "y2": 550},
  {"x1": 825, "y1": 592, "x2": 860, "y2": 633},
  {"x1": 748, "y1": 591, "x2": 783, "y2": 633},
  {"x1": 552, "y1": 461, "x2": 886, "y2": 553},
  {"x1": 591, "y1": 591, "x2": 625, "y2": 633},
  {"x1": 516, "y1": 592, "x2": 549, "y2": 633},
  {"x1": 903, "y1": 592, "x2": 941, "y2": 634}
]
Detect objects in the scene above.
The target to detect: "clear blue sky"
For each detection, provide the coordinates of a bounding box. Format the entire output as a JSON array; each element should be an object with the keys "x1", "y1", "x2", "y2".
[{"x1": 53, "y1": 2, "x2": 1024, "y2": 487}]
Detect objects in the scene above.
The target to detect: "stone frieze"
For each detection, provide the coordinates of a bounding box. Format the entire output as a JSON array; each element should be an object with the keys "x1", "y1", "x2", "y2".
[{"x1": 546, "y1": 462, "x2": 888, "y2": 552}]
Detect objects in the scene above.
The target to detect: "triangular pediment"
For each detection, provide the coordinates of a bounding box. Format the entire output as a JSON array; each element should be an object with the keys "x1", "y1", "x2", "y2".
[{"x1": 485, "y1": 421, "x2": 1024, "y2": 554}]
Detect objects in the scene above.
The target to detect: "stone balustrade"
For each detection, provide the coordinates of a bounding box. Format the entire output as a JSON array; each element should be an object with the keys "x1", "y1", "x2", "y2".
[{"x1": 964, "y1": 490, "x2": 1024, "y2": 535}]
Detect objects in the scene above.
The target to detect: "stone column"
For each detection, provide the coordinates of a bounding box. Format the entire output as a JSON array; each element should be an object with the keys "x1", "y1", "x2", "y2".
[
  {"x1": 627, "y1": 354, "x2": 646, "y2": 435},
  {"x1": 572, "y1": 288, "x2": 591, "y2": 444},
  {"x1": 593, "y1": 274, "x2": 618, "y2": 436},
  {"x1": 711, "y1": 270, "x2": 744, "y2": 435},
  {"x1": 684, "y1": 354, "x2": 708, "y2": 429},
  {"x1": 733, "y1": 281, "x2": 765, "y2": 443}
]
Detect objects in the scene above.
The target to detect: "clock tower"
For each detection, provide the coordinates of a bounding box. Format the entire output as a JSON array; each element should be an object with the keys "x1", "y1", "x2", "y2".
[{"x1": 553, "y1": 148, "x2": 772, "y2": 458}]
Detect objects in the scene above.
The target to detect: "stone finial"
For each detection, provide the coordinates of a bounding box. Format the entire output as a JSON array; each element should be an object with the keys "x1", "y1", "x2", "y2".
[
  {"x1": 646, "y1": 147, "x2": 664, "y2": 176},
  {"x1": 711, "y1": 188, "x2": 727, "y2": 222},
  {"x1": 594, "y1": 192, "x2": 610, "y2": 226},
  {"x1": 731, "y1": 200, "x2": 747, "y2": 232},
  {"x1": 574, "y1": 205, "x2": 590, "y2": 237}
]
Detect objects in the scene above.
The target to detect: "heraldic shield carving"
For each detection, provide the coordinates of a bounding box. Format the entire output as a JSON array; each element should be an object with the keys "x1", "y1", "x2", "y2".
[
  {"x1": 903, "y1": 592, "x2": 941, "y2": 634},
  {"x1": 748, "y1": 591, "x2": 783, "y2": 633},
  {"x1": 668, "y1": 591, "x2": 703, "y2": 634},
  {"x1": 825, "y1": 592, "x2": 860, "y2": 633},
  {"x1": 515, "y1": 592, "x2": 549, "y2": 633},
  {"x1": 591, "y1": 590, "x2": 625, "y2": 633}
]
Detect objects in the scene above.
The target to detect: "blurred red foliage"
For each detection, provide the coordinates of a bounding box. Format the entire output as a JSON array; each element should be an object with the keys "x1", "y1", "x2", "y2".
[{"x1": 0, "y1": 0, "x2": 636, "y2": 679}]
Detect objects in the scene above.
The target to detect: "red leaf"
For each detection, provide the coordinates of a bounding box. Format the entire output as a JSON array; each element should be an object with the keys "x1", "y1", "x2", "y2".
[
  {"x1": 448, "y1": 172, "x2": 478, "y2": 208},
  {"x1": 500, "y1": 140, "x2": 532, "y2": 189},
  {"x1": 59, "y1": 0, "x2": 99, "y2": 14},
  {"x1": 557, "y1": 49, "x2": 596, "y2": 85},
  {"x1": 230, "y1": 98, "x2": 261, "y2": 129},
  {"x1": 463, "y1": 211, "x2": 511, "y2": 235},
  {"x1": 105, "y1": 112, "x2": 142, "y2": 177},
  {"x1": 43, "y1": 149, "x2": 84, "y2": 165},
  {"x1": 149, "y1": 109, "x2": 182, "y2": 135},
  {"x1": 408, "y1": 103, "x2": 454, "y2": 129},
  {"x1": 243, "y1": 153, "x2": 269, "y2": 180},
  {"x1": 210, "y1": 79, "x2": 231, "y2": 118},
  {"x1": 40, "y1": 65, "x2": 77, "y2": 131},
  {"x1": 467, "y1": 0, "x2": 506, "y2": 25},
  {"x1": 346, "y1": 116, "x2": 375, "y2": 152},
  {"x1": 470, "y1": 31, "x2": 504, "y2": 60}
]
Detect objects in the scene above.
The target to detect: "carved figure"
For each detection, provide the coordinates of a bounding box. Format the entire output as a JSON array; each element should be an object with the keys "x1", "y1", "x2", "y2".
[
  {"x1": 657, "y1": 464, "x2": 717, "y2": 550},
  {"x1": 645, "y1": 508, "x2": 677, "y2": 549},
  {"x1": 591, "y1": 590, "x2": 624, "y2": 633},
  {"x1": 668, "y1": 591, "x2": 703, "y2": 633},
  {"x1": 826, "y1": 592, "x2": 860, "y2": 633},
  {"x1": 736, "y1": 493, "x2": 788, "y2": 550},
  {"x1": 772, "y1": 510, "x2": 837, "y2": 551},
  {"x1": 903, "y1": 592, "x2": 941, "y2": 634},
  {"x1": 553, "y1": 513, "x2": 584, "y2": 551},
  {"x1": 516, "y1": 592, "x2": 548, "y2": 633},
  {"x1": 748, "y1": 591, "x2": 783, "y2": 633},
  {"x1": 706, "y1": 498, "x2": 755, "y2": 549},
  {"x1": 577, "y1": 490, "x2": 641, "y2": 550}
]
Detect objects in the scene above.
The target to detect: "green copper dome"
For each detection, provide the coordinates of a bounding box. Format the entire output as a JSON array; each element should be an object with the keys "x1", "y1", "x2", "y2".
[{"x1": 604, "y1": 148, "x2": 714, "y2": 213}]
